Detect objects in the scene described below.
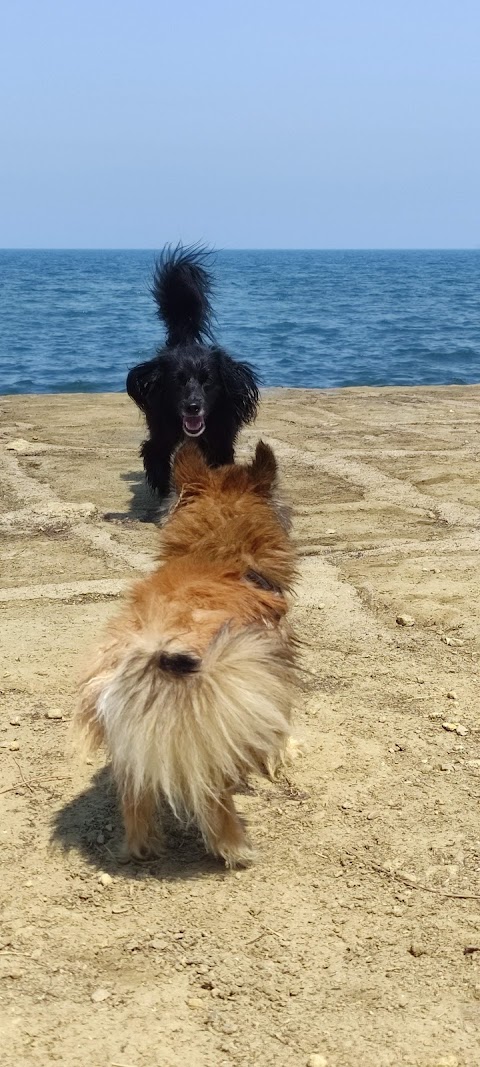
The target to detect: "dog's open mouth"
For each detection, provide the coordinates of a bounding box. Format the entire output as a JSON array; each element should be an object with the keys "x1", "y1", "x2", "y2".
[{"x1": 183, "y1": 415, "x2": 205, "y2": 438}]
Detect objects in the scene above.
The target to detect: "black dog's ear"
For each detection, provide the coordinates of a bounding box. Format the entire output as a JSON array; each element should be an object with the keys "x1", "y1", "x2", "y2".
[
  {"x1": 173, "y1": 442, "x2": 210, "y2": 496},
  {"x1": 126, "y1": 360, "x2": 164, "y2": 415},
  {"x1": 216, "y1": 352, "x2": 260, "y2": 424},
  {"x1": 247, "y1": 440, "x2": 278, "y2": 495}
]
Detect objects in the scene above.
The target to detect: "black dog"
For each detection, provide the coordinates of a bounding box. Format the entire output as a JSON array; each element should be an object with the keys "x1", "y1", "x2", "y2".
[{"x1": 126, "y1": 245, "x2": 260, "y2": 496}]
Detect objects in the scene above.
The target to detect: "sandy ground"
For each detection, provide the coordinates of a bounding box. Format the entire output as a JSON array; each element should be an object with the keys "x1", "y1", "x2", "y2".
[{"x1": 1, "y1": 386, "x2": 480, "y2": 1067}]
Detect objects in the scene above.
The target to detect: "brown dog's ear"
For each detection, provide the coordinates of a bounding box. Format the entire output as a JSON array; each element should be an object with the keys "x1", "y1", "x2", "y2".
[
  {"x1": 248, "y1": 440, "x2": 278, "y2": 495},
  {"x1": 173, "y1": 443, "x2": 209, "y2": 495}
]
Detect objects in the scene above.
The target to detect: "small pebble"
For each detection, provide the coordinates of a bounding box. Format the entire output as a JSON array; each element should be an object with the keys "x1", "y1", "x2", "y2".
[
  {"x1": 98, "y1": 872, "x2": 112, "y2": 887},
  {"x1": 396, "y1": 614, "x2": 415, "y2": 627},
  {"x1": 446, "y1": 690, "x2": 458, "y2": 700},
  {"x1": 5, "y1": 438, "x2": 33, "y2": 453},
  {"x1": 409, "y1": 942, "x2": 426, "y2": 958},
  {"x1": 307, "y1": 1056, "x2": 328, "y2": 1067},
  {"x1": 90, "y1": 987, "x2": 111, "y2": 1003},
  {"x1": 220, "y1": 1022, "x2": 238, "y2": 1035},
  {"x1": 45, "y1": 708, "x2": 63, "y2": 720},
  {"x1": 442, "y1": 722, "x2": 467, "y2": 736},
  {"x1": 9, "y1": 718, "x2": 20, "y2": 727},
  {"x1": 149, "y1": 938, "x2": 166, "y2": 951},
  {"x1": 96, "y1": 832, "x2": 105, "y2": 845},
  {"x1": 398, "y1": 993, "x2": 407, "y2": 1008},
  {"x1": 187, "y1": 997, "x2": 203, "y2": 1009}
]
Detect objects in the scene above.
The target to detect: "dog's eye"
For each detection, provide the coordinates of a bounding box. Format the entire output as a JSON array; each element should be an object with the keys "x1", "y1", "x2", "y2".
[{"x1": 197, "y1": 372, "x2": 210, "y2": 386}]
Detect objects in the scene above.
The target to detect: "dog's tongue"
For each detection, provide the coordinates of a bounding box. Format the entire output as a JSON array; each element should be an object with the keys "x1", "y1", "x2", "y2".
[{"x1": 183, "y1": 415, "x2": 205, "y2": 436}]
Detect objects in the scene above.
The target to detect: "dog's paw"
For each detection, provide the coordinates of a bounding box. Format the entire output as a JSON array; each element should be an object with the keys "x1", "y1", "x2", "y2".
[
  {"x1": 284, "y1": 736, "x2": 304, "y2": 764},
  {"x1": 118, "y1": 835, "x2": 164, "y2": 864},
  {"x1": 265, "y1": 736, "x2": 303, "y2": 781},
  {"x1": 222, "y1": 841, "x2": 256, "y2": 870}
]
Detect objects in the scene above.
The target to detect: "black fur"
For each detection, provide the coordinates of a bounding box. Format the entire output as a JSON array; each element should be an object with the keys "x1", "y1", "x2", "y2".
[
  {"x1": 126, "y1": 244, "x2": 260, "y2": 496},
  {"x1": 156, "y1": 651, "x2": 201, "y2": 674}
]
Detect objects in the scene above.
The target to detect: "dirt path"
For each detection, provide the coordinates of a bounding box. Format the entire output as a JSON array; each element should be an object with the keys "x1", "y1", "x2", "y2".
[{"x1": 1, "y1": 386, "x2": 480, "y2": 1067}]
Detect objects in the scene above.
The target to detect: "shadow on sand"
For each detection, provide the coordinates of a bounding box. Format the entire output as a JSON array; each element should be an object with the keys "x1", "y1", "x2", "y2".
[
  {"x1": 51, "y1": 766, "x2": 256, "y2": 883},
  {"x1": 101, "y1": 468, "x2": 175, "y2": 527}
]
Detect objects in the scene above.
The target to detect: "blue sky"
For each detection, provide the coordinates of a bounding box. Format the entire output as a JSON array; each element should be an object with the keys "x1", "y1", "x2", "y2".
[{"x1": 1, "y1": 0, "x2": 479, "y2": 248}]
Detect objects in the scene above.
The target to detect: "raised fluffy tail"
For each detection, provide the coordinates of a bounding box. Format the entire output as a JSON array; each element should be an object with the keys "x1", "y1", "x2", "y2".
[
  {"x1": 152, "y1": 244, "x2": 215, "y2": 346},
  {"x1": 79, "y1": 625, "x2": 293, "y2": 838}
]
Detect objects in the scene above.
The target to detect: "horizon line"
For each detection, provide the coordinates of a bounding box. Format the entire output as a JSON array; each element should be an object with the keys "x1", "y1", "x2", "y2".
[{"x1": 1, "y1": 246, "x2": 479, "y2": 253}]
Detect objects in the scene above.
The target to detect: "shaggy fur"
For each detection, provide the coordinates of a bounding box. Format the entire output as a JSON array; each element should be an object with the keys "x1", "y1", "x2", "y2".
[
  {"x1": 76, "y1": 441, "x2": 297, "y2": 868},
  {"x1": 126, "y1": 245, "x2": 259, "y2": 496}
]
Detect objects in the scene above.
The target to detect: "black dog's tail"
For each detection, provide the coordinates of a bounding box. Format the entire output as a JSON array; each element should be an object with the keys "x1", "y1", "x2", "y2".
[{"x1": 152, "y1": 244, "x2": 215, "y2": 347}]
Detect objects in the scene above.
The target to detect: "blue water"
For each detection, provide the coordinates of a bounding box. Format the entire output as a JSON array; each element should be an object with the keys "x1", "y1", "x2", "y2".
[{"x1": 0, "y1": 249, "x2": 479, "y2": 394}]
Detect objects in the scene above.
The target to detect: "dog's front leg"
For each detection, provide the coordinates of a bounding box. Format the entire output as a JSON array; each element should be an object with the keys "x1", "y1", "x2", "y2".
[
  {"x1": 201, "y1": 438, "x2": 235, "y2": 469},
  {"x1": 141, "y1": 439, "x2": 173, "y2": 497}
]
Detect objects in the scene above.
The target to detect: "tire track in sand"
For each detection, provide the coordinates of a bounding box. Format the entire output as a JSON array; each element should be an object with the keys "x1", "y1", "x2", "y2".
[
  {"x1": 0, "y1": 446, "x2": 152, "y2": 575},
  {"x1": 0, "y1": 578, "x2": 126, "y2": 603},
  {"x1": 266, "y1": 437, "x2": 480, "y2": 529}
]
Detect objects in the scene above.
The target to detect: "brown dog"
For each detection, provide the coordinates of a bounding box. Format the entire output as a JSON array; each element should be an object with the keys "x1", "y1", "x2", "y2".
[{"x1": 76, "y1": 441, "x2": 297, "y2": 868}]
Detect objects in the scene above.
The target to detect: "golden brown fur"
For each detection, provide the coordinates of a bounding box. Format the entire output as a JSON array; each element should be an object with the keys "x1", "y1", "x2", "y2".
[{"x1": 76, "y1": 441, "x2": 297, "y2": 868}]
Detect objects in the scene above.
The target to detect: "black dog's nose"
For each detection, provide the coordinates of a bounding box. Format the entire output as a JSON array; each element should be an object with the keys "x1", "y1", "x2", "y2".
[{"x1": 185, "y1": 401, "x2": 201, "y2": 415}]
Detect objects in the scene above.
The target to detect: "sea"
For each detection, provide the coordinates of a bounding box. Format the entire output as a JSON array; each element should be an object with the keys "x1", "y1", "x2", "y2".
[{"x1": 0, "y1": 249, "x2": 479, "y2": 394}]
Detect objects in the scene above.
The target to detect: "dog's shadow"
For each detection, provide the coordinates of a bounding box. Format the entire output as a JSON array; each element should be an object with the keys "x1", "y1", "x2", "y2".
[
  {"x1": 103, "y1": 470, "x2": 173, "y2": 526},
  {"x1": 51, "y1": 766, "x2": 254, "y2": 882}
]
